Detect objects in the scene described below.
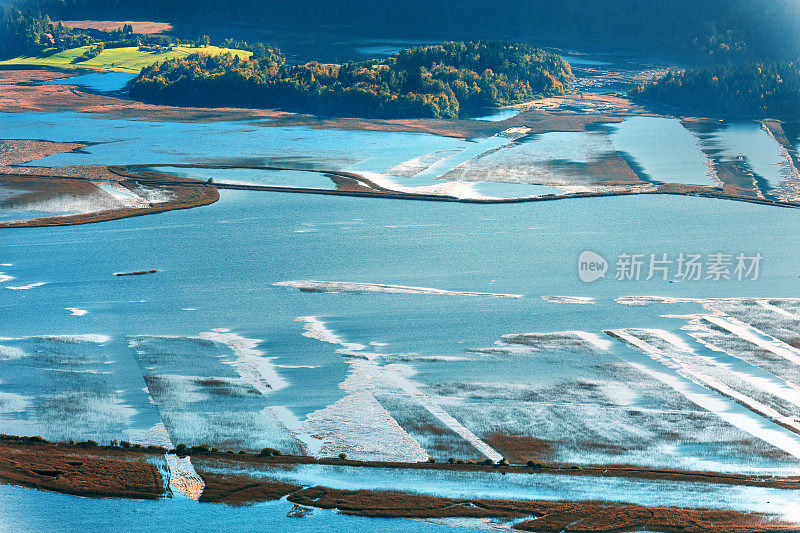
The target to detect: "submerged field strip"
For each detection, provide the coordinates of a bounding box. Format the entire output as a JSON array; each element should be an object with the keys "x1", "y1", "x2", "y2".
[
  {"x1": 2, "y1": 102, "x2": 800, "y2": 520},
  {"x1": 4, "y1": 297, "x2": 800, "y2": 477}
]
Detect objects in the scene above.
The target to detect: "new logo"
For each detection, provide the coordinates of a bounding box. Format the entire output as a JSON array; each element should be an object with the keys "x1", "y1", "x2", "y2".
[{"x1": 578, "y1": 250, "x2": 608, "y2": 283}]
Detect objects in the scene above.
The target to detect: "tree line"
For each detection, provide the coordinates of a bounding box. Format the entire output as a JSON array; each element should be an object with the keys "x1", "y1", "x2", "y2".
[
  {"x1": 632, "y1": 61, "x2": 800, "y2": 118},
  {"x1": 129, "y1": 41, "x2": 574, "y2": 118},
  {"x1": 8, "y1": 0, "x2": 800, "y2": 63}
]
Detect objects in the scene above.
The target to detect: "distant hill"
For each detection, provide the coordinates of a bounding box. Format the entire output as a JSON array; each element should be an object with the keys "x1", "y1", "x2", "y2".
[{"x1": 10, "y1": 0, "x2": 800, "y2": 62}]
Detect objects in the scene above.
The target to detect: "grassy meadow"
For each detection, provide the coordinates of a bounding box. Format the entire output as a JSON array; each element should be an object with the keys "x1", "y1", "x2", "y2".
[{"x1": 0, "y1": 45, "x2": 251, "y2": 73}]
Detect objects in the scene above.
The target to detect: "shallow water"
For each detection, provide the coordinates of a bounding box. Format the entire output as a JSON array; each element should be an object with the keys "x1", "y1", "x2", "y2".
[
  {"x1": 701, "y1": 122, "x2": 788, "y2": 188},
  {"x1": 469, "y1": 108, "x2": 521, "y2": 122},
  {"x1": 203, "y1": 462, "x2": 800, "y2": 521},
  {"x1": 0, "y1": 484, "x2": 469, "y2": 533},
  {"x1": 148, "y1": 166, "x2": 339, "y2": 189},
  {"x1": 42, "y1": 72, "x2": 137, "y2": 94},
  {"x1": 606, "y1": 117, "x2": 712, "y2": 185},
  {"x1": 2, "y1": 107, "x2": 800, "y2": 523}
]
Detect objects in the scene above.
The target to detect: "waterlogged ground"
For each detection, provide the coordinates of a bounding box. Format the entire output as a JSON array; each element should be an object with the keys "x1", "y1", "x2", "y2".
[
  {"x1": 0, "y1": 483, "x2": 475, "y2": 532},
  {"x1": 1, "y1": 100, "x2": 800, "y2": 525}
]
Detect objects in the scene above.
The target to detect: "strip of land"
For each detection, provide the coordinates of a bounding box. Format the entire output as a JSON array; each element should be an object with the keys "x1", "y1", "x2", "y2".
[
  {"x1": 0, "y1": 437, "x2": 797, "y2": 532},
  {"x1": 58, "y1": 20, "x2": 173, "y2": 35}
]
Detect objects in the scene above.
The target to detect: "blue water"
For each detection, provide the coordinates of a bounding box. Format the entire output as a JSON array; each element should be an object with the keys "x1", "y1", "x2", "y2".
[
  {"x1": 147, "y1": 166, "x2": 339, "y2": 189},
  {"x1": 0, "y1": 484, "x2": 468, "y2": 533},
  {"x1": 607, "y1": 117, "x2": 713, "y2": 185},
  {"x1": 42, "y1": 72, "x2": 137, "y2": 94},
  {"x1": 2, "y1": 108, "x2": 800, "y2": 524},
  {"x1": 704, "y1": 123, "x2": 788, "y2": 188},
  {"x1": 561, "y1": 54, "x2": 613, "y2": 66},
  {"x1": 469, "y1": 108, "x2": 520, "y2": 122}
]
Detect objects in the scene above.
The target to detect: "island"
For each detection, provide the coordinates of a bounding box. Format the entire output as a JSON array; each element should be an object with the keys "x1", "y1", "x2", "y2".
[{"x1": 129, "y1": 41, "x2": 575, "y2": 118}]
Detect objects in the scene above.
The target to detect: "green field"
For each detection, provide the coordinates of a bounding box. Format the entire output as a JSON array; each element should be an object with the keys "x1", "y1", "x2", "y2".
[{"x1": 0, "y1": 45, "x2": 251, "y2": 73}]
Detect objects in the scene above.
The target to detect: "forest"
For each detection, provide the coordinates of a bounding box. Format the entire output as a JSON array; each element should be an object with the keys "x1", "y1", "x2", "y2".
[
  {"x1": 129, "y1": 41, "x2": 574, "y2": 118},
  {"x1": 8, "y1": 0, "x2": 800, "y2": 62},
  {"x1": 633, "y1": 61, "x2": 800, "y2": 118}
]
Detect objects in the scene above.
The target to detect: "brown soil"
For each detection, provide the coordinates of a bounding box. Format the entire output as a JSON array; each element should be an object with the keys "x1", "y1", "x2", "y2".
[
  {"x1": 282, "y1": 486, "x2": 796, "y2": 532},
  {"x1": 58, "y1": 20, "x2": 172, "y2": 34},
  {"x1": 484, "y1": 433, "x2": 555, "y2": 463},
  {"x1": 0, "y1": 173, "x2": 104, "y2": 208},
  {"x1": 0, "y1": 170, "x2": 219, "y2": 228},
  {"x1": 711, "y1": 157, "x2": 763, "y2": 195},
  {"x1": 1, "y1": 438, "x2": 799, "y2": 531},
  {"x1": 0, "y1": 139, "x2": 88, "y2": 166},
  {"x1": 0, "y1": 441, "x2": 163, "y2": 499},
  {"x1": 0, "y1": 70, "x2": 289, "y2": 123},
  {"x1": 196, "y1": 471, "x2": 299, "y2": 505}
]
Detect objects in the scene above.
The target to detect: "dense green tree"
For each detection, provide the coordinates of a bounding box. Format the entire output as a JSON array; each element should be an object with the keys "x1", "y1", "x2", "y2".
[
  {"x1": 129, "y1": 41, "x2": 573, "y2": 118},
  {"x1": 633, "y1": 61, "x2": 800, "y2": 118}
]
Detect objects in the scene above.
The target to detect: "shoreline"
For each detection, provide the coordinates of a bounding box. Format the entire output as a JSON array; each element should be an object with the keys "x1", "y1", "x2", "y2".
[
  {"x1": 2, "y1": 164, "x2": 797, "y2": 230},
  {"x1": 0, "y1": 170, "x2": 219, "y2": 228},
  {"x1": 0, "y1": 437, "x2": 797, "y2": 531}
]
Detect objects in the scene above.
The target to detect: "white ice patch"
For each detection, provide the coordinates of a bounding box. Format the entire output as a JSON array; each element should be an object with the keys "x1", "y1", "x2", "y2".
[
  {"x1": 757, "y1": 300, "x2": 800, "y2": 320},
  {"x1": 296, "y1": 316, "x2": 367, "y2": 352},
  {"x1": 199, "y1": 330, "x2": 288, "y2": 392},
  {"x1": 570, "y1": 331, "x2": 613, "y2": 350},
  {"x1": 65, "y1": 307, "x2": 88, "y2": 316},
  {"x1": 0, "y1": 392, "x2": 31, "y2": 413},
  {"x1": 302, "y1": 363, "x2": 429, "y2": 462},
  {"x1": 277, "y1": 280, "x2": 521, "y2": 298},
  {"x1": 375, "y1": 364, "x2": 503, "y2": 462},
  {"x1": 126, "y1": 422, "x2": 174, "y2": 448},
  {"x1": 133, "y1": 185, "x2": 173, "y2": 204},
  {"x1": 359, "y1": 171, "x2": 476, "y2": 198},
  {"x1": 704, "y1": 315, "x2": 800, "y2": 367},
  {"x1": 5, "y1": 282, "x2": 46, "y2": 290},
  {"x1": 609, "y1": 328, "x2": 800, "y2": 459},
  {"x1": 541, "y1": 295, "x2": 595, "y2": 304},
  {"x1": 297, "y1": 317, "x2": 502, "y2": 461},
  {"x1": 94, "y1": 181, "x2": 150, "y2": 208},
  {"x1": 384, "y1": 149, "x2": 461, "y2": 177},
  {"x1": 0, "y1": 345, "x2": 27, "y2": 360}
]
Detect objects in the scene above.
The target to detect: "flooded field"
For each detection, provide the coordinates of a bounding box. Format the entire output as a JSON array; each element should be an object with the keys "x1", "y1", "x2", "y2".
[{"x1": 1, "y1": 52, "x2": 800, "y2": 529}]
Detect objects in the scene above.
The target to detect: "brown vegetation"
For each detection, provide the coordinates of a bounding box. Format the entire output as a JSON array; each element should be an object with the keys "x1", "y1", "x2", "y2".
[
  {"x1": 0, "y1": 139, "x2": 87, "y2": 166},
  {"x1": 0, "y1": 440, "x2": 163, "y2": 499},
  {"x1": 0, "y1": 70, "x2": 288, "y2": 123},
  {"x1": 283, "y1": 486, "x2": 796, "y2": 532},
  {"x1": 484, "y1": 432, "x2": 554, "y2": 463},
  {"x1": 197, "y1": 471, "x2": 299, "y2": 505}
]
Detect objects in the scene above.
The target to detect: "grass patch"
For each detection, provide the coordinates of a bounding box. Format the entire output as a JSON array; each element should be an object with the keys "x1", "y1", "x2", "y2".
[{"x1": 0, "y1": 45, "x2": 251, "y2": 73}]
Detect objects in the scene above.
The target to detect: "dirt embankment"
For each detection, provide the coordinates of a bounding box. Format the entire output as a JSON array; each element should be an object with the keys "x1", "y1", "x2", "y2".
[
  {"x1": 197, "y1": 471, "x2": 300, "y2": 505},
  {"x1": 193, "y1": 471, "x2": 799, "y2": 533},
  {"x1": 1, "y1": 438, "x2": 798, "y2": 531},
  {"x1": 0, "y1": 170, "x2": 219, "y2": 228},
  {"x1": 0, "y1": 139, "x2": 88, "y2": 166},
  {"x1": 280, "y1": 485, "x2": 796, "y2": 532},
  {"x1": 0, "y1": 440, "x2": 163, "y2": 499}
]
